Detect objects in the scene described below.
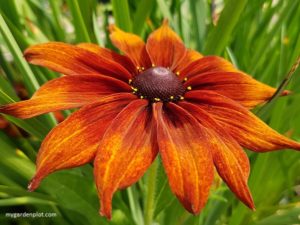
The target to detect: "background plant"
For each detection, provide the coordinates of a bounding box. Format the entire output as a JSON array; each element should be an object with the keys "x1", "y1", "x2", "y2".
[{"x1": 0, "y1": 0, "x2": 300, "y2": 225}]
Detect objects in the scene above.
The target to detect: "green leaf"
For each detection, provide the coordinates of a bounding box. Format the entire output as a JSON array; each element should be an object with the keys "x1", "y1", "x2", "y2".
[
  {"x1": 204, "y1": 0, "x2": 249, "y2": 55},
  {"x1": 49, "y1": 0, "x2": 66, "y2": 41},
  {"x1": 66, "y1": 0, "x2": 92, "y2": 42},
  {"x1": 156, "y1": 0, "x2": 172, "y2": 22},
  {"x1": 0, "y1": 197, "x2": 55, "y2": 206},
  {"x1": 111, "y1": 0, "x2": 132, "y2": 32},
  {"x1": 253, "y1": 206, "x2": 300, "y2": 225},
  {"x1": 188, "y1": 0, "x2": 207, "y2": 51},
  {"x1": 0, "y1": 13, "x2": 40, "y2": 94},
  {"x1": 133, "y1": 0, "x2": 155, "y2": 35}
]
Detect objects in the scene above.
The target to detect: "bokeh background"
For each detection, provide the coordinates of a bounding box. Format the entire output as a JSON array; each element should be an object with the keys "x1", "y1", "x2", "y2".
[{"x1": 0, "y1": 0, "x2": 300, "y2": 225}]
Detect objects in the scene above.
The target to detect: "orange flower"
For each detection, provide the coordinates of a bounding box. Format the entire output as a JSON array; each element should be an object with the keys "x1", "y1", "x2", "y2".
[{"x1": 1, "y1": 21, "x2": 300, "y2": 219}]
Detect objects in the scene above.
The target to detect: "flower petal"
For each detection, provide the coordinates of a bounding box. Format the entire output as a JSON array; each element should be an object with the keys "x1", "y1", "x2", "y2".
[
  {"x1": 28, "y1": 93, "x2": 136, "y2": 191},
  {"x1": 179, "y1": 56, "x2": 237, "y2": 80},
  {"x1": 179, "y1": 102, "x2": 254, "y2": 209},
  {"x1": 146, "y1": 20, "x2": 187, "y2": 70},
  {"x1": 185, "y1": 90, "x2": 300, "y2": 152},
  {"x1": 153, "y1": 102, "x2": 214, "y2": 214},
  {"x1": 186, "y1": 71, "x2": 282, "y2": 109},
  {"x1": 174, "y1": 49, "x2": 203, "y2": 73},
  {"x1": 94, "y1": 100, "x2": 158, "y2": 219},
  {"x1": 109, "y1": 25, "x2": 151, "y2": 69},
  {"x1": 77, "y1": 43, "x2": 137, "y2": 75},
  {"x1": 24, "y1": 42, "x2": 132, "y2": 81},
  {"x1": 0, "y1": 75, "x2": 131, "y2": 119}
]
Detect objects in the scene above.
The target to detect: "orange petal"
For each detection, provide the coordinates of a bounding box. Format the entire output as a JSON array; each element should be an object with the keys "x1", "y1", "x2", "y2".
[
  {"x1": 186, "y1": 71, "x2": 279, "y2": 109},
  {"x1": 28, "y1": 93, "x2": 136, "y2": 191},
  {"x1": 77, "y1": 43, "x2": 137, "y2": 75},
  {"x1": 94, "y1": 100, "x2": 158, "y2": 219},
  {"x1": 174, "y1": 49, "x2": 203, "y2": 73},
  {"x1": 0, "y1": 75, "x2": 131, "y2": 119},
  {"x1": 109, "y1": 25, "x2": 151, "y2": 69},
  {"x1": 185, "y1": 90, "x2": 300, "y2": 152},
  {"x1": 179, "y1": 56, "x2": 237, "y2": 80},
  {"x1": 146, "y1": 20, "x2": 187, "y2": 70},
  {"x1": 179, "y1": 102, "x2": 254, "y2": 209},
  {"x1": 24, "y1": 42, "x2": 132, "y2": 81},
  {"x1": 153, "y1": 102, "x2": 214, "y2": 214}
]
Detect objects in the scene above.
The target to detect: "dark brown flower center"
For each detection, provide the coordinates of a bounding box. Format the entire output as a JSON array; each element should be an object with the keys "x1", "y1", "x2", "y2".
[{"x1": 131, "y1": 67, "x2": 185, "y2": 102}]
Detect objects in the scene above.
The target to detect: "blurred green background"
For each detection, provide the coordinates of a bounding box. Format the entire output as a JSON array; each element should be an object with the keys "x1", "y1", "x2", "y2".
[{"x1": 0, "y1": 0, "x2": 300, "y2": 224}]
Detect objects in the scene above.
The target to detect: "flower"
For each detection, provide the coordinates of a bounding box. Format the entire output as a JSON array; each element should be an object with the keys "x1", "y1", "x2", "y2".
[{"x1": 1, "y1": 20, "x2": 300, "y2": 219}]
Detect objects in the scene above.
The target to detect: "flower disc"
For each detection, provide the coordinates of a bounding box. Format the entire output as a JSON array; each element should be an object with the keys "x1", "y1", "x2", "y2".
[{"x1": 132, "y1": 67, "x2": 185, "y2": 102}]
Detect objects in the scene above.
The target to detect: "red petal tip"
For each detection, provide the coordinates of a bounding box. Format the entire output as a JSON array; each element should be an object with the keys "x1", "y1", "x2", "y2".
[
  {"x1": 99, "y1": 208, "x2": 111, "y2": 220},
  {"x1": 190, "y1": 204, "x2": 202, "y2": 215},
  {"x1": 27, "y1": 177, "x2": 40, "y2": 192},
  {"x1": 23, "y1": 48, "x2": 34, "y2": 62},
  {"x1": 244, "y1": 196, "x2": 255, "y2": 210}
]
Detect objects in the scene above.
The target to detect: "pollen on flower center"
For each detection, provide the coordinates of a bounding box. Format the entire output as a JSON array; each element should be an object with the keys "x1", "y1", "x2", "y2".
[{"x1": 131, "y1": 67, "x2": 186, "y2": 102}]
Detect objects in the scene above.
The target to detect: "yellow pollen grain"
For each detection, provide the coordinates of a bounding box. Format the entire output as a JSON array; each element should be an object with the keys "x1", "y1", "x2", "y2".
[
  {"x1": 187, "y1": 86, "x2": 192, "y2": 90},
  {"x1": 170, "y1": 96, "x2": 174, "y2": 100},
  {"x1": 154, "y1": 98, "x2": 161, "y2": 102},
  {"x1": 176, "y1": 71, "x2": 180, "y2": 76},
  {"x1": 183, "y1": 77, "x2": 188, "y2": 82},
  {"x1": 128, "y1": 79, "x2": 132, "y2": 84},
  {"x1": 141, "y1": 67, "x2": 145, "y2": 71},
  {"x1": 180, "y1": 96, "x2": 184, "y2": 100},
  {"x1": 131, "y1": 87, "x2": 138, "y2": 92},
  {"x1": 140, "y1": 96, "x2": 144, "y2": 99}
]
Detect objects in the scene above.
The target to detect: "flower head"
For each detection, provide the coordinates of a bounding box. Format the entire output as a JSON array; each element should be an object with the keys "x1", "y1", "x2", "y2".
[{"x1": 1, "y1": 20, "x2": 300, "y2": 219}]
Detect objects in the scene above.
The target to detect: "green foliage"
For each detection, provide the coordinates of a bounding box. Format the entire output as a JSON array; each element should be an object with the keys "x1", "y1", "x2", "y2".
[{"x1": 0, "y1": 0, "x2": 300, "y2": 225}]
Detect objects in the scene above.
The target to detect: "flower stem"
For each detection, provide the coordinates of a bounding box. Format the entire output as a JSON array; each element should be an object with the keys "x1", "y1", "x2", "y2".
[{"x1": 144, "y1": 159, "x2": 158, "y2": 225}]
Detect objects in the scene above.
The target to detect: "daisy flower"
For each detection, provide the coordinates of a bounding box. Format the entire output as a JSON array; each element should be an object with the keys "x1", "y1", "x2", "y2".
[{"x1": 1, "y1": 20, "x2": 299, "y2": 219}]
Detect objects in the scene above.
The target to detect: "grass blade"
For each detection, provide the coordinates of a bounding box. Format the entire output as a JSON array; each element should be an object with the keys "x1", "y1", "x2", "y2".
[
  {"x1": 66, "y1": 0, "x2": 92, "y2": 42},
  {"x1": 133, "y1": 0, "x2": 155, "y2": 35},
  {"x1": 0, "y1": 13, "x2": 39, "y2": 94},
  {"x1": 111, "y1": 0, "x2": 132, "y2": 32},
  {"x1": 204, "y1": 0, "x2": 249, "y2": 55}
]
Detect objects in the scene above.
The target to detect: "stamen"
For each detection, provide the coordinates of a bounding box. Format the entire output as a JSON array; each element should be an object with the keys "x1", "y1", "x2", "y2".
[
  {"x1": 131, "y1": 86, "x2": 138, "y2": 91},
  {"x1": 183, "y1": 77, "x2": 188, "y2": 82},
  {"x1": 128, "y1": 79, "x2": 132, "y2": 84},
  {"x1": 137, "y1": 66, "x2": 143, "y2": 73},
  {"x1": 170, "y1": 96, "x2": 174, "y2": 100},
  {"x1": 175, "y1": 71, "x2": 180, "y2": 76},
  {"x1": 154, "y1": 97, "x2": 161, "y2": 102},
  {"x1": 179, "y1": 96, "x2": 184, "y2": 100},
  {"x1": 186, "y1": 86, "x2": 192, "y2": 91}
]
